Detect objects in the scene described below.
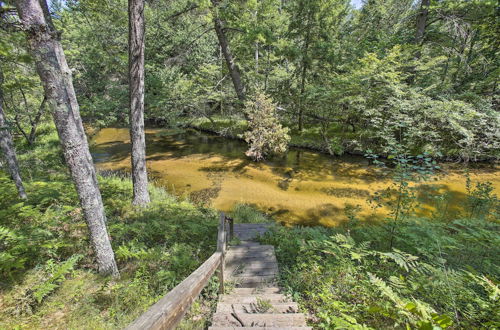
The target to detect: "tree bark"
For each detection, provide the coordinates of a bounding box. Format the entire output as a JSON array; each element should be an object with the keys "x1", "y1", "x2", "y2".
[
  {"x1": 414, "y1": 0, "x2": 430, "y2": 59},
  {"x1": 212, "y1": 0, "x2": 246, "y2": 104},
  {"x1": 298, "y1": 21, "x2": 311, "y2": 132},
  {"x1": 15, "y1": 0, "x2": 119, "y2": 277},
  {"x1": 0, "y1": 68, "x2": 27, "y2": 199},
  {"x1": 128, "y1": 0, "x2": 150, "y2": 206}
]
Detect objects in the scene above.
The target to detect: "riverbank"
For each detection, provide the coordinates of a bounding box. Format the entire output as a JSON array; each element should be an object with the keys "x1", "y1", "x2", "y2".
[
  {"x1": 92, "y1": 127, "x2": 500, "y2": 227},
  {"x1": 186, "y1": 116, "x2": 500, "y2": 162},
  {"x1": 2, "y1": 123, "x2": 498, "y2": 329},
  {"x1": 186, "y1": 116, "x2": 361, "y2": 157}
]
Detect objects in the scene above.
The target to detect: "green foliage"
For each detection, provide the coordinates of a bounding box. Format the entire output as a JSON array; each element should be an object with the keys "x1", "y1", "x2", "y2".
[
  {"x1": 242, "y1": 92, "x2": 290, "y2": 161},
  {"x1": 366, "y1": 148, "x2": 440, "y2": 249},
  {"x1": 465, "y1": 172, "x2": 499, "y2": 220},
  {"x1": 0, "y1": 124, "x2": 219, "y2": 329},
  {"x1": 261, "y1": 218, "x2": 499, "y2": 329},
  {"x1": 4, "y1": 255, "x2": 81, "y2": 316},
  {"x1": 231, "y1": 203, "x2": 271, "y2": 223}
]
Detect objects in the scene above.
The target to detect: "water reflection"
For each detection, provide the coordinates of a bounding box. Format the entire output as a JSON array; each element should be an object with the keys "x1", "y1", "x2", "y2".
[{"x1": 91, "y1": 128, "x2": 500, "y2": 226}]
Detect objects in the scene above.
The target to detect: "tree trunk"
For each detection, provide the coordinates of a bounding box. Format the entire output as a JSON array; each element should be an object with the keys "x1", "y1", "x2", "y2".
[
  {"x1": 414, "y1": 0, "x2": 430, "y2": 59},
  {"x1": 0, "y1": 68, "x2": 27, "y2": 199},
  {"x1": 212, "y1": 0, "x2": 246, "y2": 104},
  {"x1": 128, "y1": 0, "x2": 150, "y2": 206},
  {"x1": 15, "y1": 0, "x2": 119, "y2": 277},
  {"x1": 298, "y1": 26, "x2": 311, "y2": 132}
]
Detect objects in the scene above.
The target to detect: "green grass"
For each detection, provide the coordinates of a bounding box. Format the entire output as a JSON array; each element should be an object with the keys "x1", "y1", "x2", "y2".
[
  {"x1": 230, "y1": 203, "x2": 272, "y2": 223},
  {"x1": 0, "y1": 123, "x2": 219, "y2": 329}
]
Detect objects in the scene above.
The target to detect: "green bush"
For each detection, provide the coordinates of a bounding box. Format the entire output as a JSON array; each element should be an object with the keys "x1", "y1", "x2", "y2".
[
  {"x1": 261, "y1": 218, "x2": 500, "y2": 329},
  {"x1": 230, "y1": 203, "x2": 271, "y2": 223},
  {"x1": 0, "y1": 123, "x2": 219, "y2": 329}
]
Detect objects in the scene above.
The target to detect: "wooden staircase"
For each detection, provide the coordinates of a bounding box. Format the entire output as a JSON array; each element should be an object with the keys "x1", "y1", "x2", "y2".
[{"x1": 209, "y1": 224, "x2": 310, "y2": 330}]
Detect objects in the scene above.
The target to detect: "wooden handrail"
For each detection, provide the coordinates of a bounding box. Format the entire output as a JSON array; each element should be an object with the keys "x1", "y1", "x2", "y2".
[{"x1": 126, "y1": 212, "x2": 229, "y2": 330}]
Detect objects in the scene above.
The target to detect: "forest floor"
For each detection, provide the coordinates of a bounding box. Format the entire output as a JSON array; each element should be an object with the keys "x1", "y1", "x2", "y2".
[{"x1": 0, "y1": 123, "x2": 219, "y2": 329}]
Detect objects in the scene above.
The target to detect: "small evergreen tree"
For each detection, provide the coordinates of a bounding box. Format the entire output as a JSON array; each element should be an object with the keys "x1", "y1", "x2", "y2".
[{"x1": 242, "y1": 93, "x2": 290, "y2": 161}]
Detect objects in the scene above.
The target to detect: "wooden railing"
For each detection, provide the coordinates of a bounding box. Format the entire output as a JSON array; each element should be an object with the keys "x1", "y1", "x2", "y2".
[{"x1": 126, "y1": 212, "x2": 234, "y2": 330}]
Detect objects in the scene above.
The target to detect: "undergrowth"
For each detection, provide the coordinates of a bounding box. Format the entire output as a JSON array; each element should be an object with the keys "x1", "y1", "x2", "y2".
[
  {"x1": 261, "y1": 210, "x2": 499, "y2": 329},
  {"x1": 0, "y1": 123, "x2": 219, "y2": 329}
]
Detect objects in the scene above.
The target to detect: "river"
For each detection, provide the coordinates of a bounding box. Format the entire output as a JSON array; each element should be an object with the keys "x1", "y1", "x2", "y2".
[{"x1": 91, "y1": 128, "x2": 499, "y2": 226}]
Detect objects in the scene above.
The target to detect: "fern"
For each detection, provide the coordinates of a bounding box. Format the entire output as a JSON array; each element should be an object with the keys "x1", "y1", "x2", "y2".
[
  {"x1": 32, "y1": 255, "x2": 82, "y2": 303},
  {"x1": 379, "y1": 249, "x2": 419, "y2": 272},
  {"x1": 367, "y1": 273, "x2": 452, "y2": 328}
]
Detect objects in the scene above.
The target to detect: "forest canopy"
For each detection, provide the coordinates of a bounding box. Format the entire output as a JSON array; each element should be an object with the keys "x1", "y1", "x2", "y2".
[{"x1": 1, "y1": 0, "x2": 498, "y2": 161}]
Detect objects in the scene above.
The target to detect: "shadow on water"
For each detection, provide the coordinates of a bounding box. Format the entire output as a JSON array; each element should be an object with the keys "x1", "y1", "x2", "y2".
[{"x1": 91, "y1": 128, "x2": 500, "y2": 227}]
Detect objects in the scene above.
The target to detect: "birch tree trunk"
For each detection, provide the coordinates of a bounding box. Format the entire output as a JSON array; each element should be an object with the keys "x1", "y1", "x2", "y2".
[
  {"x1": 128, "y1": 0, "x2": 150, "y2": 206},
  {"x1": 15, "y1": 0, "x2": 119, "y2": 277},
  {"x1": 0, "y1": 68, "x2": 27, "y2": 199},
  {"x1": 212, "y1": 0, "x2": 246, "y2": 104}
]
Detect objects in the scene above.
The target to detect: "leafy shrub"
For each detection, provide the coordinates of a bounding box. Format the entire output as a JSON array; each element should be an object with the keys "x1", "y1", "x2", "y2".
[
  {"x1": 231, "y1": 203, "x2": 271, "y2": 223},
  {"x1": 4, "y1": 255, "x2": 81, "y2": 316},
  {"x1": 242, "y1": 93, "x2": 290, "y2": 161},
  {"x1": 261, "y1": 218, "x2": 500, "y2": 329},
  {"x1": 0, "y1": 124, "x2": 219, "y2": 329}
]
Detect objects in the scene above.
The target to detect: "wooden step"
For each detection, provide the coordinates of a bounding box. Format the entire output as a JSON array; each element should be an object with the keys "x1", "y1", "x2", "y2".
[
  {"x1": 210, "y1": 327, "x2": 312, "y2": 330},
  {"x1": 216, "y1": 302, "x2": 299, "y2": 314},
  {"x1": 231, "y1": 287, "x2": 282, "y2": 295},
  {"x1": 232, "y1": 241, "x2": 261, "y2": 247},
  {"x1": 226, "y1": 262, "x2": 278, "y2": 271},
  {"x1": 226, "y1": 252, "x2": 276, "y2": 260},
  {"x1": 232, "y1": 275, "x2": 277, "y2": 287},
  {"x1": 226, "y1": 256, "x2": 278, "y2": 266},
  {"x1": 225, "y1": 267, "x2": 278, "y2": 277},
  {"x1": 220, "y1": 294, "x2": 290, "y2": 304},
  {"x1": 212, "y1": 312, "x2": 307, "y2": 327},
  {"x1": 228, "y1": 245, "x2": 275, "y2": 253},
  {"x1": 235, "y1": 234, "x2": 266, "y2": 240},
  {"x1": 226, "y1": 249, "x2": 275, "y2": 256},
  {"x1": 233, "y1": 224, "x2": 272, "y2": 229}
]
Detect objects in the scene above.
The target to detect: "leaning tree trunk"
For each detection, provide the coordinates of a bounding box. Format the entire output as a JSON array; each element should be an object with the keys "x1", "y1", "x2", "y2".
[
  {"x1": 128, "y1": 0, "x2": 150, "y2": 206},
  {"x1": 414, "y1": 0, "x2": 430, "y2": 59},
  {"x1": 212, "y1": 0, "x2": 246, "y2": 105},
  {"x1": 0, "y1": 68, "x2": 27, "y2": 199},
  {"x1": 298, "y1": 24, "x2": 311, "y2": 132},
  {"x1": 15, "y1": 0, "x2": 119, "y2": 277}
]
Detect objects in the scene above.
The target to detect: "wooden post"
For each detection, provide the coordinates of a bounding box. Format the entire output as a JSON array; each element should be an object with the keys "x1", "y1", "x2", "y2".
[
  {"x1": 229, "y1": 217, "x2": 234, "y2": 241},
  {"x1": 217, "y1": 212, "x2": 226, "y2": 294}
]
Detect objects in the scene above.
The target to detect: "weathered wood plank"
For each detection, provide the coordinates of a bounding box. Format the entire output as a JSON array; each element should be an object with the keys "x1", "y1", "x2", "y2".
[
  {"x1": 209, "y1": 327, "x2": 312, "y2": 330},
  {"x1": 225, "y1": 256, "x2": 278, "y2": 266},
  {"x1": 226, "y1": 252, "x2": 277, "y2": 259},
  {"x1": 227, "y1": 245, "x2": 275, "y2": 252},
  {"x1": 231, "y1": 287, "x2": 282, "y2": 295},
  {"x1": 126, "y1": 252, "x2": 222, "y2": 330},
  {"x1": 212, "y1": 312, "x2": 307, "y2": 327},
  {"x1": 217, "y1": 212, "x2": 226, "y2": 294},
  {"x1": 226, "y1": 268, "x2": 278, "y2": 277},
  {"x1": 220, "y1": 294, "x2": 290, "y2": 303},
  {"x1": 216, "y1": 302, "x2": 299, "y2": 314},
  {"x1": 225, "y1": 262, "x2": 278, "y2": 271}
]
